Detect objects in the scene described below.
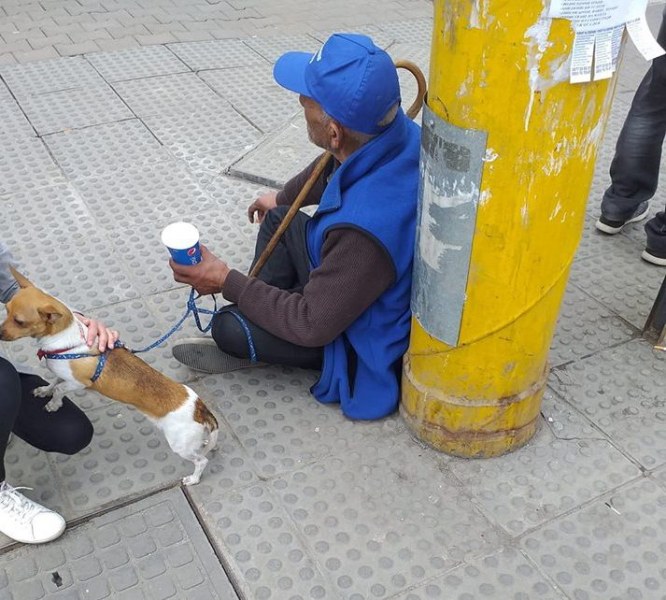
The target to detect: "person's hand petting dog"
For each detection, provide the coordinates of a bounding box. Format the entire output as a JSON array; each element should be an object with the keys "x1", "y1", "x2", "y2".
[
  {"x1": 169, "y1": 244, "x2": 230, "y2": 296},
  {"x1": 73, "y1": 314, "x2": 119, "y2": 352}
]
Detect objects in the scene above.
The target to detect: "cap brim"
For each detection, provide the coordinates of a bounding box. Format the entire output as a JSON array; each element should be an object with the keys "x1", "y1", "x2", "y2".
[{"x1": 273, "y1": 51, "x2": 313, "y2": 96}]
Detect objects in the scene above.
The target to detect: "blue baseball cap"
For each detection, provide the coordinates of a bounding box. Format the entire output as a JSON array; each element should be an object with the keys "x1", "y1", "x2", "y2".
[{"x1": 273, "y1": 33, "x2": 400, "y2": 135}]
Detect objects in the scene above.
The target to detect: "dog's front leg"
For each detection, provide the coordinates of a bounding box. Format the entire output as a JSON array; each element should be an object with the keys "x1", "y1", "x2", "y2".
[
  {"x1": 44, "y1": 379, "x2": 84, "y2": 412},
  {"x1": 33, "y1": 380, "x2": 58, "y2": 399}
]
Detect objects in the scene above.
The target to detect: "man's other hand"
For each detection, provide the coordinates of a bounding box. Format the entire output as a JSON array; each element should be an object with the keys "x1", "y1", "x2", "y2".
[{"x1": 247, "y1": 192, "x2": 278, "y2": 224}]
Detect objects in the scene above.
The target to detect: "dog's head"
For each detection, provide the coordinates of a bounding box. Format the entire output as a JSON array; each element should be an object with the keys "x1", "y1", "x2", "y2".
[{"x1": 0, "y1": 268, "x2": 73, "y2": 342}]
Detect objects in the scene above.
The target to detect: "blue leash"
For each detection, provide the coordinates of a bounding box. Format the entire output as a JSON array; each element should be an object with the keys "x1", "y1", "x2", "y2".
[{"x1": 39, "y1": 288, "x2": 258, "y2": 381}]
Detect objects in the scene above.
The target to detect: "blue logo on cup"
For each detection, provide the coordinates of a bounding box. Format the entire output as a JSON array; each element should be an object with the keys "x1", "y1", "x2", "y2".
[{"x1": 161, "y1": 222, "x2": 202, "y2": 266}]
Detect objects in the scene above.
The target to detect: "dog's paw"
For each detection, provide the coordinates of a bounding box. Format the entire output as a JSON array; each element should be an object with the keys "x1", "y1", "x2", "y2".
[
  {"x1": 33, "y1": 385, "x2": 54, "y2": 398},
  {"x1": 182, "y1": 475, "x2": 201, "y2": 486},
  {"x1": 44, "y1": 398, "x2": 63, "y2": 412}
]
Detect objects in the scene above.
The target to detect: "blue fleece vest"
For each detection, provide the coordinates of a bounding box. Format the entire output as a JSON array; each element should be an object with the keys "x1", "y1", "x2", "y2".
[{"x1": 306, "y1": 110, "x2": 421, "y2": 419}]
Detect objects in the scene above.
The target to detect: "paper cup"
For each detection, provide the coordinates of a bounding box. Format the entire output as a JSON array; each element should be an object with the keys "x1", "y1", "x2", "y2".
[{"x1": 161, "y1": 222, "x2": 202, "y2": 265}]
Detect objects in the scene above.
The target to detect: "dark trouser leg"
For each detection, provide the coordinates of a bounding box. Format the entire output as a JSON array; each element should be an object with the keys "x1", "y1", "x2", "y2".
[
  {"x1": 211, "y1": 306, "x2": 322, "y2": 370},
  {"x1": 601, "y1": 10, "x2": 666, "y2": 250},
  {"x1": 0, "y1": 358, "x2": 22, "y2": 483},
  {"x1": 250, "y1": 206, "x2": 312, "y2": 290},
  {"x1": 12, "y1": 374, "x2": 94, "y2": 456},
  {"x1": 213, "y1": 206, "x2": 322, "y2": 369}
]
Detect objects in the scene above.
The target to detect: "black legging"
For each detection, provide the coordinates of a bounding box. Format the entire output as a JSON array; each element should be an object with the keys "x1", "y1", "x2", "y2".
[
  {"x1": 212, "y1": 207, "x2": 323, "y2": 370},
  {"x1": 0, "y1": 357, "x2": 93, "y2": 482}
]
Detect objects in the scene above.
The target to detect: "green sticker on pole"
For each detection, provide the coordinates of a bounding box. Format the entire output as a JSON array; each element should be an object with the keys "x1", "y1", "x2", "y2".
[{"x1": 411, "y1": 104, "x2": 488, "y2": 346}]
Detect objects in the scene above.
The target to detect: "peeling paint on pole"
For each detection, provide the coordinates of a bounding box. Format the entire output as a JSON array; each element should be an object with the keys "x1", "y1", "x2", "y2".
[{"x1": 411, "y1": 104, "x2": 488, "y2": 346}]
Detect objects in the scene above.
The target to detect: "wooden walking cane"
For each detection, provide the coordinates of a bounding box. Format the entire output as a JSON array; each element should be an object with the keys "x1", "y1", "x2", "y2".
[{"x1": 249, "y1": 59, "x2": 427, "y2": 278}]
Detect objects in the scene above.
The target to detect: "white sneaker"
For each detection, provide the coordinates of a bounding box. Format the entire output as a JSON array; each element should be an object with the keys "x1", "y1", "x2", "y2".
[{"x1": 0, "y1": 481, "x2": 66, "y2": 544}]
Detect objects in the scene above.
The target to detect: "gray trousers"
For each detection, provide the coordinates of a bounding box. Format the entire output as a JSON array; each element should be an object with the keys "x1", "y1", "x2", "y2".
[{"x1": 601, "y1": 9, "x2": 666, "y2": 253}]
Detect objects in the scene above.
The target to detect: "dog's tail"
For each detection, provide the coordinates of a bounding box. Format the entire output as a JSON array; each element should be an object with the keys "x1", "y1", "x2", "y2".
[{"x1": 194, "y1": 398, "x2": 219, "y2": 452}]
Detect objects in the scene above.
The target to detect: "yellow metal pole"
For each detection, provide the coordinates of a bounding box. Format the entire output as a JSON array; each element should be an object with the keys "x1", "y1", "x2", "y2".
[{"x1": 401, "y1": 0, "x2": 623, "y2": 456}]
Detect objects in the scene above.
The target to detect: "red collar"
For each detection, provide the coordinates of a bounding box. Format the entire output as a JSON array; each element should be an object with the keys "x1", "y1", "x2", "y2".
[{"x1": 37, "y1": 346, "x2": 79, "y2": 360}]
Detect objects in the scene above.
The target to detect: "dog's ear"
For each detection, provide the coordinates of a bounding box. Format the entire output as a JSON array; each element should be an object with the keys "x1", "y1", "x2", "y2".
[
  {"x1": 10, "y1": 267, "x2": 34, "y2": 289},
  {"x1": 37, "y1": 304, "x2": 63, "y2": 324}
]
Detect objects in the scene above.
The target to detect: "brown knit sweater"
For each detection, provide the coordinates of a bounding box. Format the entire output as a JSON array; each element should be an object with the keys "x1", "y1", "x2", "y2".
[{"x1": 222, "y1": 154, "x2": 396, "y2": 347}]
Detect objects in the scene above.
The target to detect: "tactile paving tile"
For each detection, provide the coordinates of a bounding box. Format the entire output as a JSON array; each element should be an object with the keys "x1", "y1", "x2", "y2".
[
  {"x1": 540, "y1": 384, "x2": 608, "y2": 441},
  {"x1": 0, "y1": 489, "x2": 239, "y2": 600},
  {"x1": 194, "y1": 366, "x2": 410, "y2": 479},
  {"x1": 380, "y1": 18, "x2": 435, "y2": 45},
  {"x1": 393, "y1": 546, "x2": 565, "y2": 599},
  {"x1": 550, "y1": 338, "x2": 666, "y2": 469},
  {"x1": 449, "y1": 415, "x2": 640, "y2": 536},
  {"x1": 0, "y1": 137, "x2": 66, "y2": 196},
  {"x1": 167, "y1": 39, "x2": 267, "y2": 71},
  {"x1": 229, "y1": 113, "x2": 322, "y2": 188},
  {"x1": 85, "y1": 45, "x2": 190, "y2": 82},
  {"x1": 0, "y1": 96, "x2": 36, "y2": 140},
  {"x1": 228, "y1": 85, "x2": 301, "y2": 133},
  {"x1": 44, "y1": 119, "x2": 173, "y2": 181},
  {"x1": 143, "y1": 105, "x2": 262, "y2": 159},
  {"x1": 0, "y1": 57, "x2": 104, "y2": 99},
  {"x1": 206, "y1": 174, "x2": 276, "y2": 240},
  {"x1": 51, "y1": 403, "x2": 189, "y2": 518},
  {"x1": 18, "y1": 84, "x2": 134, "y2": 136},
  {"x1": 189, "y1": 481, "x2": 335, "y2": 599},
  {"x1": 1, "y1": 438, "x2": 69, "y2": 552},
  {"x1": 112, "y1": 72, "x2": 229, "y2": 118},
  {"x1": 311, "y1": 23, "x2": 398, "y2": 49},
  {"x1": 198, "y1": 63, "x2": 276, "y2": 98},
  {"x1": 266, "y1": 437, "x2": 503, "y2": 598},
  {"x1": 521, "y1": 478, "x2": 666, "y2": 600},
  {"x1": 73, "y1": 161, "x2": 216, "y2": 231},
  {"x1": 550, "y1": 278, "x2": 637, "y2": 367},
  {"x1": 177, "y1": 146, "x2": 256, "y2": 178},
  {"x1": 242, "y1": 33, "x2": 322, "y2": 64},
  {"x1": 568, "y1": 234, "x2": 662, "y2": 329}
]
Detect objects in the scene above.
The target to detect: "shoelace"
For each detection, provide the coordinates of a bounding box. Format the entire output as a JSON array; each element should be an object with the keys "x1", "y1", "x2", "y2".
[{"x1": 0, "y1": 483, "x2": 40, "y2": 523}]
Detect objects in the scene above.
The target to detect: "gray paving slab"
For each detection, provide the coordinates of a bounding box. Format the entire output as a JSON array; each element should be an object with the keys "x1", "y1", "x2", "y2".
[
  {"x1": 18, "y1": 83, "x2": 134, "y2": 135},
  {"x1": 228, "y1": 113, "x2": 320, "y2": 188},
  {"x1": 85, "y1": 44, "x2": 190, "y2": 82},
  {"x1": 0, "y1": 489, "x2": 239, "y2": 599},
  {"x1": 0, "y1": 95, "x2": 36, "y2": 139},
  {"x1": 0, "y1": 137, "x2": 66, "y2": 196},
  {"x1": 112, "y1": 71, "x2": 229, "y2": 118},
  {"x1": 167, "y1": 39, "x2": 268, "y2": 71},
  {"x1": 550, "y1": 338, "x2": 666, "y2": 470},
  {"x1": 73, "y1": 160, "x2": 217, "y2": 232},
  {"x1": 569, "y1": 234, "x2": 663, "y2": 330},
  {"x1": 449, "y1": 409, "x2": 640, "y2": 537},
  {"x1": 0, "y1": 56, "x2": 104, "y2": 98},
  {"x1": 43, "y1": 119, "x2": 173, "y2": 180},
  {"x1": 394, "y1": 546, "x2": 565, "y2": 599},
  {"x1": 242, "y1": 33, "x2": 322, "y2": 63},
  {"x1": 142, "y1": 104, "x2": 262, "y2": 160},
  {"x1": 521, "y1": 478, "x2": 666, "y2": 600},
  {"x1": 550, "y1": 278, "x2": 637, "y2": 368}
]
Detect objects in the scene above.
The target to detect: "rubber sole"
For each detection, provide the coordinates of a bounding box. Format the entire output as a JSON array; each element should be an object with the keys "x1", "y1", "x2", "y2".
[
  {"x1": 172, "y1": 340, "x2": 258, "y2": 374},
  {"x1": 595, "y1": 202, "x2": 650, "y2": 234},
  {"x1": 641, "y1": 250, "x2": 666, "y2": 266}
]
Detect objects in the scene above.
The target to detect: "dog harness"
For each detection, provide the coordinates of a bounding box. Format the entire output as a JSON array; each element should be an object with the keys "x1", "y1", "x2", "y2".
[{"x1": 37, "y1": 340, "x2": 126, "y2": 383}]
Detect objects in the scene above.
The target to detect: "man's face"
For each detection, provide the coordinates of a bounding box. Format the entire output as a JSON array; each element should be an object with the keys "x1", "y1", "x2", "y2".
[{"x1": 299, "y1": 95, "x2": 332, "y2": 150}]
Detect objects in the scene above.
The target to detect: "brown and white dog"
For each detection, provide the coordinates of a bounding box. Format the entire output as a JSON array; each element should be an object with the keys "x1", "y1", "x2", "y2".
[{"x1": 0, "y1": 268, "x2": 218, "y2": 486}]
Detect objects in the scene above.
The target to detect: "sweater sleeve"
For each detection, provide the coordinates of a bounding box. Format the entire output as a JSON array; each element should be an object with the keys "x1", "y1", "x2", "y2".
[
  {"x1": 275, "y1": 153, "x2": 338, "y2": 208},
  {"x1": 222, "y1": 228, "x2": 395, "y2": 347}
]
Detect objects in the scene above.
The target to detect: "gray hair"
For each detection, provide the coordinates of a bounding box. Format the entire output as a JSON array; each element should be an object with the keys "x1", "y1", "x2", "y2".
[{"x1": 324, "y1": 102, "x2": 400, "y2": 150}]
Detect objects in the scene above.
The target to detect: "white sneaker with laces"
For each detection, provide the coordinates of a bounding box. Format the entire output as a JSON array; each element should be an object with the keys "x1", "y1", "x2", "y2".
[{"x1": 0, "y1": 481, "x2": 66, "y2": 544}]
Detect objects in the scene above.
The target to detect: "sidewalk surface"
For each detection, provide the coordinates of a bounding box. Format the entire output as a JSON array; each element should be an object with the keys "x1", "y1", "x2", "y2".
[{"x1": 1, "y1": 1, "x2": 666, "y2": 599}]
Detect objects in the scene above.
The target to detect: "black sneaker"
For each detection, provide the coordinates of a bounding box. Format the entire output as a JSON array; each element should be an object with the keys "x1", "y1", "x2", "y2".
[
  {"x1": 641, "y1": 247, "x2": 666, "y2": 266},
  {"x1": 595, "y1": 201, "x2": 650, "y2": 234}
]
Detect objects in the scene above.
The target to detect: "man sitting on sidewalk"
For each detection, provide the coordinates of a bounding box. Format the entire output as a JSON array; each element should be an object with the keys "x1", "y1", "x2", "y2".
[{"x1": 168, "y1": 33, "x2": 421, "y2": 420}]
